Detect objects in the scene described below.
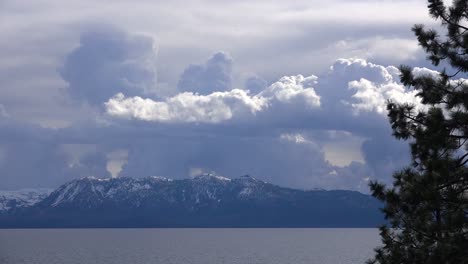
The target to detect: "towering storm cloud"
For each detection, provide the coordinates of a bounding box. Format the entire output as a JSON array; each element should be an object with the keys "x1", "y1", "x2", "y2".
[
  {"x1": 177, "y1": 52, "x2": 233, "y2": 94},
  {"x1": 0, "y1": 0, "x2": 435, "y2": 191},
  {"x1": 101, "y1": 58, "x2": 418, "y2": 191},
  {"x1": 59, "y1": 26, "x2": 159, "y2": 105}
]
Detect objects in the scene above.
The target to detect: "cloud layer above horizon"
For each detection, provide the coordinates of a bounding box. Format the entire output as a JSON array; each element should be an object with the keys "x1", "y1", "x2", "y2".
[{"x1": 0, "y1": 0, "x2": 439, "y2": 191}]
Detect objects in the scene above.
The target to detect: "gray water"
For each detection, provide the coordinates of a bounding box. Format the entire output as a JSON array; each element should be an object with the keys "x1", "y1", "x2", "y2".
[{"x1": 0, "y1": 229, "x2": 380, "y2": 264}]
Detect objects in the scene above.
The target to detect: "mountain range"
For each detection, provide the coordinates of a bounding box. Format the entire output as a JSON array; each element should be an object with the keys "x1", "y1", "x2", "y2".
[{"x1": 0, "y1": 174, "x2": 384, "y2": 228}]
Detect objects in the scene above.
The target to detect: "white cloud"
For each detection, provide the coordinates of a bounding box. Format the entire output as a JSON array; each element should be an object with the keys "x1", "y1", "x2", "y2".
[
  {"x1": 329, "y1": 58, "x2": 398, "y2": 84},
  {"x1": 105, "y1": 73, "x2": 320, "y2": 123},
  {"x1": 348, "y1": 79, "x2": 421, "y2": 115},
  {"x1": 105, "y1": 90, "x2": 266, "y2": 123},
  {"x1": 260, "y1": 75, "x2": 320, "y2": 108},
  {"x1": 412, "y1": 67, "x2": 440, "y2": 78},
  {"x1": 344, "y1": 63, "x2": 433, "y2": 115}
]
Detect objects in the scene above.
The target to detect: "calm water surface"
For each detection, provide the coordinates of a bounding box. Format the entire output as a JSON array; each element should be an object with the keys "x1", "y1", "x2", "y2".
[{"x1": 0, "y1": 228, "x2": 380, "y2": 264}]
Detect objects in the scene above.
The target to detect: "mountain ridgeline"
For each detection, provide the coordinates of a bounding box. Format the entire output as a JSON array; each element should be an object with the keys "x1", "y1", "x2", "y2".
[{"x1": 0, "y1": 174, "x2": 384, "y2": 228}]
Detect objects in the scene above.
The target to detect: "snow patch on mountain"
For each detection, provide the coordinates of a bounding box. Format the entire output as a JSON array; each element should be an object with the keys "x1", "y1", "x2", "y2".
[
  {"x1": 150, "y1": 176, "x2": 173, "y2": 181},
  {"x1": 193, "y1": 173, "x2": 232, "y2": 181}
]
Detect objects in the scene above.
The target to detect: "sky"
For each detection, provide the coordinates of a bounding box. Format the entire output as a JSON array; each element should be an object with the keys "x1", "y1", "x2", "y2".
[{"x1": 0, "y1": 0, "x2": 443, "y2": 191}]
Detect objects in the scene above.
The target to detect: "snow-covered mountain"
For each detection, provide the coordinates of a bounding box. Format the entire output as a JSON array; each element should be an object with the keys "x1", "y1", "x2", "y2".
[
  {"x1": 0, "y1": 189, "x2": 52, "y2": 212},
  {"x1": 0, "y1": 174, "x2": 384, "y2": 228},
  {"x1": 42, "y1": 174, "x2": 286, "y2": 209}
]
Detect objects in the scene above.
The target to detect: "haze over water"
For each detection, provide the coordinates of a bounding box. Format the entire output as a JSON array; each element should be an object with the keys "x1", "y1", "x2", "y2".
[{"x1": 0, "y1": 228, "x2": 380, "y2": 264}]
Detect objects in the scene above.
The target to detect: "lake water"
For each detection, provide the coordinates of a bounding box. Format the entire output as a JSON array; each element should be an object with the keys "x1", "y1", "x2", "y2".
[{"x1": 0, "y1": 228, "x2": 380, "y2": 264}]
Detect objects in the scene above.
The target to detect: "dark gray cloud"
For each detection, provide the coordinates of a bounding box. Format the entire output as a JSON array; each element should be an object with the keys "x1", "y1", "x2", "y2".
[
  {"x1": 59, "y1": 26, "x2": 159, "y2": 105},
  {"x1": 361, "y1": 135, "x2": 411, "y2": 183},
  {"x1": 177, "y1": 52, "x2": 232, "y2": 94},
  {"x1": 245, "y1": 75, "x2": 268, "y2": 94},
  {"x1": 0, "y1": 120, "x2": 111, "y2": 189},
  {"x1": 0, "y1": 141, "x2": 71, "y2": 189},
  {"x1": 118, "y1": 131, "x2": 332, "y2": 189}
]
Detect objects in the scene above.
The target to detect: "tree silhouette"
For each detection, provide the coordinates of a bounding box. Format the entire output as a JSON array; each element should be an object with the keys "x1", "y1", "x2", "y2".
[{"x1": 368, "y1": 1, "x2": 468, "y2": 263}]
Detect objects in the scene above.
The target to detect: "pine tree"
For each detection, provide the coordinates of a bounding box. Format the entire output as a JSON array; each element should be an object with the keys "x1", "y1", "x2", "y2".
[{"x1": 368, "y1": 1, "x2": 468, "y2": 263}]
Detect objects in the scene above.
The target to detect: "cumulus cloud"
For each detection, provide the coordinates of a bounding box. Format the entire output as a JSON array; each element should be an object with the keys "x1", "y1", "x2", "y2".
[
  {"x1": 259, "y1": 75, "x2": 320, "y2": 107},
  {"x1": 105, "y1": 90, "x2": 266, "y2": 123},
  {"x1": 316, "y1": 58, "x2": 424, "y2": 116},
  {"x1": 327, "y1": 58, "x2": 399, "y2": 86},
  {"x1": 411, "y1": 66, "x2": 441, "y2": 78},
  {"x1": 106, "y1": 72, "x2": 320, "y2": 123},
  {"x1": 177, "y1": 52, "x2": 232, "y2": 94},
  {"x1": 315, "y1": 58, "x2": 399, "y2": 110},
  {"x1": 336, "y1": 59, "x2": 429, "y2": 115},
  {"x1": 348, "y1": 79, "x2": 421, "y2": 115},
  {"x1": 59, "y1": 26, "x2": 159, "y2": 105}
]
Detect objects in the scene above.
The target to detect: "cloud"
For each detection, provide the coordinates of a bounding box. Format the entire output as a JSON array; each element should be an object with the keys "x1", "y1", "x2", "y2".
[
  {"x1": 361, "y1": 134, "x2": 410, "y2": 182},
  {"x1": 327, "y1": 58, "x2": 399, "y2": 86},
  {"x1": 0, "y1": 121, "x2": 111, "y2": 189},
  {"x1": 106, "y1": 71, "x2": 320, "y2": 123},
  {"x1": 0, "y1": 0, "x2": 431, "y2": 126},
  {"x1": 118, "y1": 131, "x2": 336, "y2": 190},
  {"x1": 333, "y1": 59, "x2": 426, "y2": 115},
  {"x1": 259, "y1": 75, "x2": 320, "y2": 107},
  {"x1": 319, "y1": 130, "x2": 365, "y2": 167},
  {"x1": 333, "y1": 37, "x2": 422, "y2": 63},
  {"x1": 105, "y1": 90, "x2": 266, "y2": 123},
  {"x1": 348, "y1": 78, "x2": 421, "y2": 115},
  {"x1": 0, "y1": 0, "x2": 439, "y2": 192},
  {"x1": 315, "y1": 58, "x2": 424, "y2": 117},
  {"x1": 75, "y1": 151, "x2": 112, "y2": 179},
  {"x1": 245, "y1": 75, "x2": 268, "y2": 94},
  {"x1": 0, "y1": 141, "x2": 73, "y2": 189},
  {"x1": 59, "y1": 26, "x2": 159, "y2": 105},
  {"x1": 0, "y1": 104, "x2": 8, "y2": 118},
  {"x1": 177, "y1": 52, "x2": 232, "y2": 94},
  {"x1": 411, "y1": 67, "x2": 440, "y2": 78}
]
